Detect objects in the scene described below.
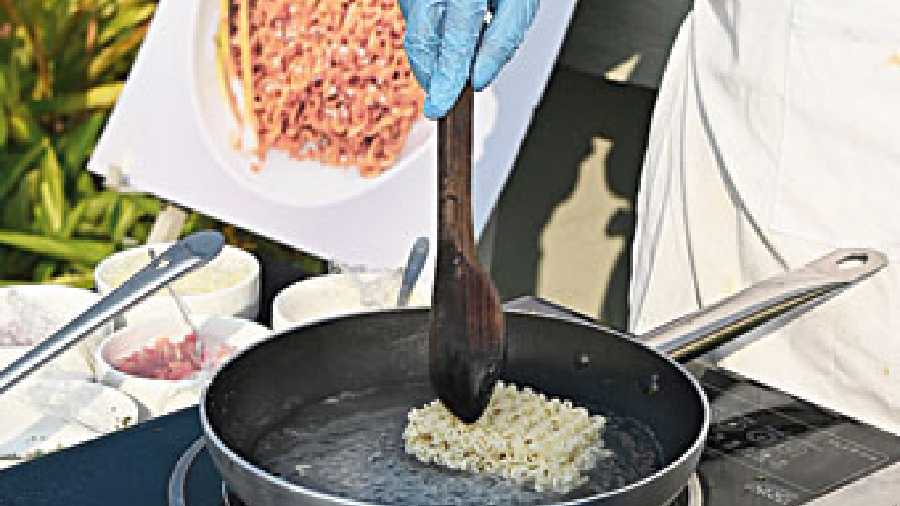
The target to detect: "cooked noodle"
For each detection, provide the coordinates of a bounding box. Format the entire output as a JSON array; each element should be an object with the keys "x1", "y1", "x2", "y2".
[
  {"x1": 403, "y1": 382, "x2": 611, "y2": 494},
  {"x1": 220, "y1": 0, "x2": 424, "y2": 177}
]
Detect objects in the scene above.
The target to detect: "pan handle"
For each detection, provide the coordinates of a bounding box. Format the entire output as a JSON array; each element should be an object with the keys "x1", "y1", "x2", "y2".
[{"x1": 642, "y1": 249, "x2": 888, "y2": 362}]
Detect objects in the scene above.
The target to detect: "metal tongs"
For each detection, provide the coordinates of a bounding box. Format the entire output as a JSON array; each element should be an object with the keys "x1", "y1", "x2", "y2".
[{"x1": 0, "y1": 231, "x2": 225, "y2": 395}]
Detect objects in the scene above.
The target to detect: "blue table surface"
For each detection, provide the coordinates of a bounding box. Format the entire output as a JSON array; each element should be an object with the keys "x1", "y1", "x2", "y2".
[{"x1": 0, "y1": 406, "x2": 202, "y2": 506}]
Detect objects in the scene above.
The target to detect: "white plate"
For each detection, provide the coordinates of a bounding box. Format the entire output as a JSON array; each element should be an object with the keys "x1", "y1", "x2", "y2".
[
  {"x1": 0, "y1": 380, "x2": 139, "y2": 469},
  {"x1": 188, "y1": 0, "x2": 496, "y2": 209},
  {"x1": 0, "y1": 285, "x2": 113, "y2": 378}
]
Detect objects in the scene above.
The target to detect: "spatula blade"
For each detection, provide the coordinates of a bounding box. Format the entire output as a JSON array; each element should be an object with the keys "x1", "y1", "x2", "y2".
[{"x1": 429, "y1": 242, "x2": 505, "y2": 423}]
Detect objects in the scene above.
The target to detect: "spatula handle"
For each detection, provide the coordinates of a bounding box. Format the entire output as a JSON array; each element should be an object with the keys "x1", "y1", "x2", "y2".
[{"x1": 437, "y1": 84, "x2": 476, "y2": 260}]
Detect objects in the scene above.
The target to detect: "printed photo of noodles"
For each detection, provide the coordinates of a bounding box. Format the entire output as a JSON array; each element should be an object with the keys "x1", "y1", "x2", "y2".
[{"x1": 214, "y1": 0, "x2": 425, "y2": 178}]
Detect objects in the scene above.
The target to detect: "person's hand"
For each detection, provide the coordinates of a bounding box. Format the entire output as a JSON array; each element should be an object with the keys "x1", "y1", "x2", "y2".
[{"x1": 398, "y1": 0, "x2": 540, "y2": 119}]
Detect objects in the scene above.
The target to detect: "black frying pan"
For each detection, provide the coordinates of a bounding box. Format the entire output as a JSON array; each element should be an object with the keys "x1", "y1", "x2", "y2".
[{"x1": 201, "y1": 249, "x2": 885, "y2": 506}]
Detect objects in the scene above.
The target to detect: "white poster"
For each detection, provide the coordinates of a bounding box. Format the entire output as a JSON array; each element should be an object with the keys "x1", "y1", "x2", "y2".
[{"x1": 90, "y1": 0, "x2": 577, "y2": 270}]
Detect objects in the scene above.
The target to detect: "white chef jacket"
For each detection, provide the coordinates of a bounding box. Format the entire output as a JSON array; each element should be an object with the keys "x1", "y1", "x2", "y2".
[{"x1": 630, "y1": 0, "x2": 900, "y2": 434}]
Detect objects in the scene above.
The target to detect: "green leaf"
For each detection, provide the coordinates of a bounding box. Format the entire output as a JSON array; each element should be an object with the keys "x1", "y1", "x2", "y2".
[
  {"x1": 79, "y1": 191, "x2": 118, "y2": 219},
  {"x1": 39, "y1": 145, "x2": 66, "y2": 237},
  {"x1": 70, "y1": 263, "x2": 94, "y2": 274},
  {"x1": 181, "y1": 212, "x2": 216, "y2": 237},
  {"x1": 87, "y1": 24, "x2": 146, "y2": 80},
  {"x1": 0, "y1": 230, "x2": 114, "y2": 264},
  {"x1": 74, "y1": 222, "x2": 108, "y2": 237},
  {"x1": 98, "y1": 1, "x2": 117, "y2": 19},
  {"x1": 0, "y1": 247, "x2": 37, "y2": 279},
  {"x1": 46, "y1": 6, "x2": 87, "y2": 67},
  {"x1": 33, "y1": 260, "x2": 56, "y2": 282},
  {"x1": 112, "y1": 199, "x2": 138, "y2": 243},
  {"x1": 3, "y1": 55, "x2": 21, "y2": 106},
  {"x1": 46, "y1": 272, "x2": 95, "y2": 289},
  {"x1": 32, "y1": 204, "x2": 49, "y2": 234},
  {"x1": 0, "y1": 272, "x2": 95, "y2": 289},
  {"x1": 7, "y1": 111, "x2": 32, "y2": 142},
  {"x1": 29, "y1": 82, "x2": 122, "y2": 114},
  {"x1": 100, "y1": 191, "x2": 118, "y2": 229},
  {"x1": 0, "y1": 0, "x2": 204, "y2": 285},
  {"x1": 0, "y1": 141, "x2": 45, "y2": 201},
  {"x1": 11, "y1": 1, "x2": 52, "y2": 101},
  {"x1": 23, "y1": 167, "x2": 43, "y2": 207},
  {"x1": 129, "y1": 220, "x2": 150, "y2": 243},
  {"x1": 6, "y1": 104, "x2": 44, "y2": 143},
  {"x1": 61, "y1": 200, "x2": 87, "y2": 239},
  {"x1": 35, "y1": 3, "x2": 66, "y2": 67},
  {"x1": 0, "y1": 108, "x2": 8, "y2": 147},
  {"x1": 98, "y1": 3, "x2": 155, "y2": 45},
  {"x1": 122, "y1": 193, "x2": 161, "y2": 216},
  {"x1": 1, "y1": 178, "x2": 32, "y2": 231},
  {"x1": 0, "y1": 67, "x2": 7, "y2": 98},
  {"x1": 59, "y1": 111, "x2": 106, "y2": 175},
  {"x1": 75, "y1": 170, "x2": 97, "y2": 197},
  {"x1": 39, "y1": 181, "x2": 64, "y2": 235}
]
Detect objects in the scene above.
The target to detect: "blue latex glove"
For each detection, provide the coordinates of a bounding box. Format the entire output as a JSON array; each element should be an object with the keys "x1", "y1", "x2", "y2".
[{"x1": 399, "y1": 0, "x2": 540, "y2": 118}]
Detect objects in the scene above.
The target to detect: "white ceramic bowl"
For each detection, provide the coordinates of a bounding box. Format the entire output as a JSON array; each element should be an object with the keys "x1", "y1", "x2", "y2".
[
  {"x1": 94, "y1": 315, "x2": 270, "y2": 418},
  {"x1": 0, "y1": 285, "x2": 113, "y2": 379},
  {"x1": 94, "y1": 243, "x2": 260, "y2": 326},
  {"x1": 271, "y1": 273, "x2": 432, "y2": 332}
]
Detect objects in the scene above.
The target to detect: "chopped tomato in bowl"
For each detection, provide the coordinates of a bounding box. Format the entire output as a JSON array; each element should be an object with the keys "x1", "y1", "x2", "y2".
[{"x1": 111, "y1": 333, "x2": 231, "y2": 380}]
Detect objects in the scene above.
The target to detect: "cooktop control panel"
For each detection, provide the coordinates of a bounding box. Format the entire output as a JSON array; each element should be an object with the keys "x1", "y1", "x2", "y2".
[{"x1": 697, "y1": 366, "x2": 900, "y2": 505}]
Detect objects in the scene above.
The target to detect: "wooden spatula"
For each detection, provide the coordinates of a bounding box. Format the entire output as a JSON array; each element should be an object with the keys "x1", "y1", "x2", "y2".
[{"x1": 429, "y1": 83, "x2": 506, "y2": 424}]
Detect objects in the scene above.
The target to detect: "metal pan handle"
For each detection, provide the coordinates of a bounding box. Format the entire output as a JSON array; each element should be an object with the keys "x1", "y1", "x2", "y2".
[{"x1": 642, "y1": 249, "x2": 888, "y2": 362}]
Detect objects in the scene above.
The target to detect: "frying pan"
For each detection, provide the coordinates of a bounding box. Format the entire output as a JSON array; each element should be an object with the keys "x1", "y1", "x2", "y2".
[{"x1": 201, "y1": 249, "x2": 885, "y2": 506}]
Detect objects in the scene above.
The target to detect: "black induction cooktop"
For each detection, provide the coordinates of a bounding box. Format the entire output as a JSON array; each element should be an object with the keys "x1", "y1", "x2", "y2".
[{"x1": 1, "y1": 297, "x2": 899, "y2": 506}]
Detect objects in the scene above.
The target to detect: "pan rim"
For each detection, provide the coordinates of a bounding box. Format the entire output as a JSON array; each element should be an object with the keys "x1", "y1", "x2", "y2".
[{"x1": 200, "y1": 307, "x2": 711, "y2": 506}]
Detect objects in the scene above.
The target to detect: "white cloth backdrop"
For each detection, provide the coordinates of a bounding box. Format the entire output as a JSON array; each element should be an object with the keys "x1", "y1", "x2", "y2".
[{"x1": 631, "y1": 0, "x2": 900, "y2": 434}]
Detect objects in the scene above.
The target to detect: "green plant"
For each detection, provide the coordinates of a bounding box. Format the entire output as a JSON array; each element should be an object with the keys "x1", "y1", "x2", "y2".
[
  {"x1": 0, "y1": 0, "x2": 162, "y2": 287},
  {"x1": 0, "y1": 1, "x2": 324, "y2": 288}
]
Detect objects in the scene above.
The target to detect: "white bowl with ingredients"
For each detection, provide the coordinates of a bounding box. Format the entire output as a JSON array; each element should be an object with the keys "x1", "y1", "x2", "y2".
[
  {"x1": 271, "y1": 272, "x2": 432, "y2": 332},
  {"x1": 94, "y1": 315, "x2": 270, "y2": 418},
  {"x1": 94, "y1": 243, "x2": 260, "y2": 326},
  {"x1": 0, "y1": 285, "x2": 113, "y2": 379}
]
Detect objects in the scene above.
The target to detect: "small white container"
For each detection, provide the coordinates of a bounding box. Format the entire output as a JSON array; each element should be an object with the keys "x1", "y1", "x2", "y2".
[
  {"x1": 94, "y1": 243, "x2": 260, "y2": 326},
  {"x1": 0, "y1": 285, "x2": 113, "y2": 379},
  {"x1": 94, "y1": 315, "x2": 270, "y2": 418},
  {"x1": 271, "y1": 272, "x2": 431, "y2": 332}
]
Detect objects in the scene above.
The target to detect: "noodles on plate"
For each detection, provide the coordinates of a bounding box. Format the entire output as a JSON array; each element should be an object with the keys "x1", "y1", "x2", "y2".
[{"x1": 217, "y1": 0, "x2": 425, "y2": 177}]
